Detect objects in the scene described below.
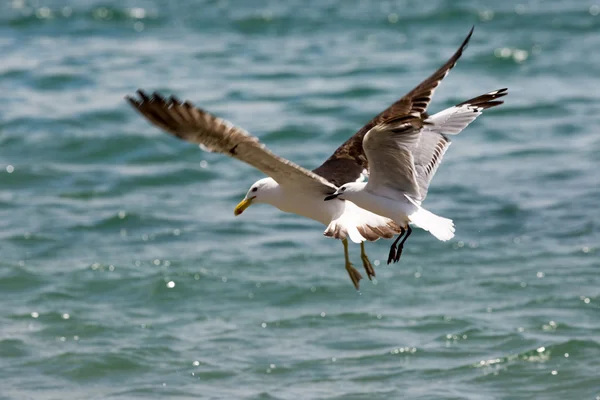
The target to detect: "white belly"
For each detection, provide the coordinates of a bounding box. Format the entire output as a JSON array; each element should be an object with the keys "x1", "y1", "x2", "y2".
[
  {"x1": 272, "y1": 189, "x2": 343, "y2": 226},
  {"x1": 349, "y1": 190, "x2": 414, "y2": 226}
]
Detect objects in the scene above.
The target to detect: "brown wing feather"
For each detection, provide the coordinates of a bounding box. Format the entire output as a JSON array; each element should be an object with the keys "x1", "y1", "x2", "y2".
[
  {"x1": 126, "y1": 91, "x2": 338, "y2": 195},
  {"x1": 313, "y1": 26, "x2": 474, "y2": 186}
]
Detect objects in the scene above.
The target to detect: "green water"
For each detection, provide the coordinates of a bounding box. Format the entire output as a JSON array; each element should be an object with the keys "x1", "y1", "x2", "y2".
[{"x1": 1, "y1": 1, "x2": 599, "y2": 399}]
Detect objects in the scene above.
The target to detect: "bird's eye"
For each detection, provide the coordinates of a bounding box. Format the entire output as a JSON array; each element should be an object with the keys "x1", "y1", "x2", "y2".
[
  {"x1": 251, "y1": 187, "x2": 258, "y2": 192},
  {"x1": 341, "y1": 187, "x2": 346, "y2": 191}
]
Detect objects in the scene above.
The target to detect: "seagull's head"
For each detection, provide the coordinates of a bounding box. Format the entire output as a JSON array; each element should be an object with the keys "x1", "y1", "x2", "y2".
[
  {"x1": 323, "y1": 182, "x2": 366, "y2": 201},
  {"x1": 234, "y1": 178, "x2": 279, "y2": 216}
]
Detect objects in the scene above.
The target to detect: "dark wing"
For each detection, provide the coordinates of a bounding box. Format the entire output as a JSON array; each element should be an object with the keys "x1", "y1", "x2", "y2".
[
  {"x1": 313, "y1": 26, "x2": 474, "y2": 187},
  {"x1": 126, "y1": 91, "x2": 337, "y2": 195}
]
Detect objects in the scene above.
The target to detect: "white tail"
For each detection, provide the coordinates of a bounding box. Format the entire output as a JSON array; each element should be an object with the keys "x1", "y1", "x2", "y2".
[{"x1": 408, "y1": 205, "x2": 455, "y2": 241}]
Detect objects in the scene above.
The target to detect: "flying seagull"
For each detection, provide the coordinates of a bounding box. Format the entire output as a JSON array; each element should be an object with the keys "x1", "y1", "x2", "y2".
[
  {"x1": 126, "y1": 27, "x2": 474, "y2": 289},
  {"x1": 324, "y1": 88, "x2": 508, "y2": 261}
]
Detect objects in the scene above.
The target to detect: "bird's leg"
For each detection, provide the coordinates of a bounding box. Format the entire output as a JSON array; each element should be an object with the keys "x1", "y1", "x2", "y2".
[
  {"x1": 360, "y1": 242, "x2": 375, "y2": 280},
  {"x1": 342, "y1": 238, "x2": 362, "y2": 290},
  {"x1": 393, "y1": 225, "x2": 412, "y2": 263},
  {"x1": 387, "y1": 228, "x2": 405, "y2": 265}
]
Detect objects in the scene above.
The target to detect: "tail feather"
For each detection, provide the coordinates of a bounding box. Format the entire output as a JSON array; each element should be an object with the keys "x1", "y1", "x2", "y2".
[{"x1": 407, "y1": 205, "x2": 455, "y2": 241}]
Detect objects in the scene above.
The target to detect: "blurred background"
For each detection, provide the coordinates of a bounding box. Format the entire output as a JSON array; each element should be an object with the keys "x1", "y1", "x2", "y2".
[{"x1": 1, "y1": 0, "x2": 599, "y2": 399}]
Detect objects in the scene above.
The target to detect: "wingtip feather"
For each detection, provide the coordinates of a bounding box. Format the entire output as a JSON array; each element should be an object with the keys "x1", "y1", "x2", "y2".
[{"x1": 136, "y1": 89, "x2": 150, "y2": 102}]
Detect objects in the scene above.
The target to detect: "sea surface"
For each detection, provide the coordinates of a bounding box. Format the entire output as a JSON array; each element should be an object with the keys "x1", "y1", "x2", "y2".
[{"x1": 1, "y1": 0, "x2": 599, "y2": 399}]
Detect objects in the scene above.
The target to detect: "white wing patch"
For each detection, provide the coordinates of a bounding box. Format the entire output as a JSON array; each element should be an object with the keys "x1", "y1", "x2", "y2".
[
  {"x1": 199, "y1": 143, "x2": 215, "y2": 153},
  {"x1": 424, "y1": 87, "x2": 507, "y2": 135},
  {"x1": 424, "y1": 104, "x2": 484, "y2": 135},
  {"x1": 355, "y1": 169, "x2": 369, "y2": 183}
]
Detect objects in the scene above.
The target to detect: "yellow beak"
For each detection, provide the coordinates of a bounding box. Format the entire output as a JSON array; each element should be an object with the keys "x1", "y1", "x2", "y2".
[{"x1": 234, "y1": 197, "x2": 255, "y2": 216}]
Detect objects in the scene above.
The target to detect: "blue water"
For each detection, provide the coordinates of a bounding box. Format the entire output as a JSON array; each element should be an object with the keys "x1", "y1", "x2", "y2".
[{"x1": 1, "y1": 1, "x2": 599, "y2": 399}]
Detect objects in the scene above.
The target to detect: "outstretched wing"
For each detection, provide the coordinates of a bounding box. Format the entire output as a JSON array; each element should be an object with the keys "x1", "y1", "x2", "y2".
[
  {"x1": 313, "y1": 26, "x2": 475, "y2": 186},
  {"x1": 126, "y1": 91, "x2": 337, "y2": 195},
  {"x1": 413, "y1": 88, "x2": 507, "y2": 200}
]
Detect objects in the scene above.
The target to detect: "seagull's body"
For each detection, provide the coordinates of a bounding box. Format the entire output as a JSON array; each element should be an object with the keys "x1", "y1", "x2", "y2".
[
  {"x1": 126, "y1": 27, "x2": 481, "y2": 289},
  {"x1": 239, "y1": 176, "x2": 397, "y2": 244},
  {"x1": 325, "y1": 89, "x2": 508, "y2": 261},
  {"x1": 235, "y1": 175, "x2": 399, "y2": 286}
]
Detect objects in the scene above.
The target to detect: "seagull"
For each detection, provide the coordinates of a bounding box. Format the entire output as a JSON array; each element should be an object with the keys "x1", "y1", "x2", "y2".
[
  {"x1": 324, "y1": 88, "x2": 507, "y2": 263},
  {"x1": 126, "y1": 27, "x2": 475, "y2": 289}
]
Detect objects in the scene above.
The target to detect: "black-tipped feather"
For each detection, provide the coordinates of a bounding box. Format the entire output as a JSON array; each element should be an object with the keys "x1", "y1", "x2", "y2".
[
  {"x1": 313, "y1": 27, "x2": 475, "y2": 187},
  {"x1": 456, "y1": 87, "x2": 507, "y2": 109}
]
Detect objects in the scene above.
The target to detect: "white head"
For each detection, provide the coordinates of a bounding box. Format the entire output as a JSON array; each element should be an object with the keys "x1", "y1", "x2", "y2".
[
  {"x1": 323, "y1": 182, "x2": 367, "y2": 202},
  {"x1": 234, "y1": 177, "x2": 280, "y2": 216}
]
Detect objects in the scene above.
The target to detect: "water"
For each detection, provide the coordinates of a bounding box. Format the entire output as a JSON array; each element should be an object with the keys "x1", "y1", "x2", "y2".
[{"x1": 1, "y1": 0, "x2": 599, "y2": 399}]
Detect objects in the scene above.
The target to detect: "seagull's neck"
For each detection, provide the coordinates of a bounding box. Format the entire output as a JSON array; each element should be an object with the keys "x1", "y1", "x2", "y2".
[
  {"x1": 258, "y1": 181, "x2": 286, "y2": 208},
  {"x1": 259, "y1": 182, "x2": 337, "y2": 226}
]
